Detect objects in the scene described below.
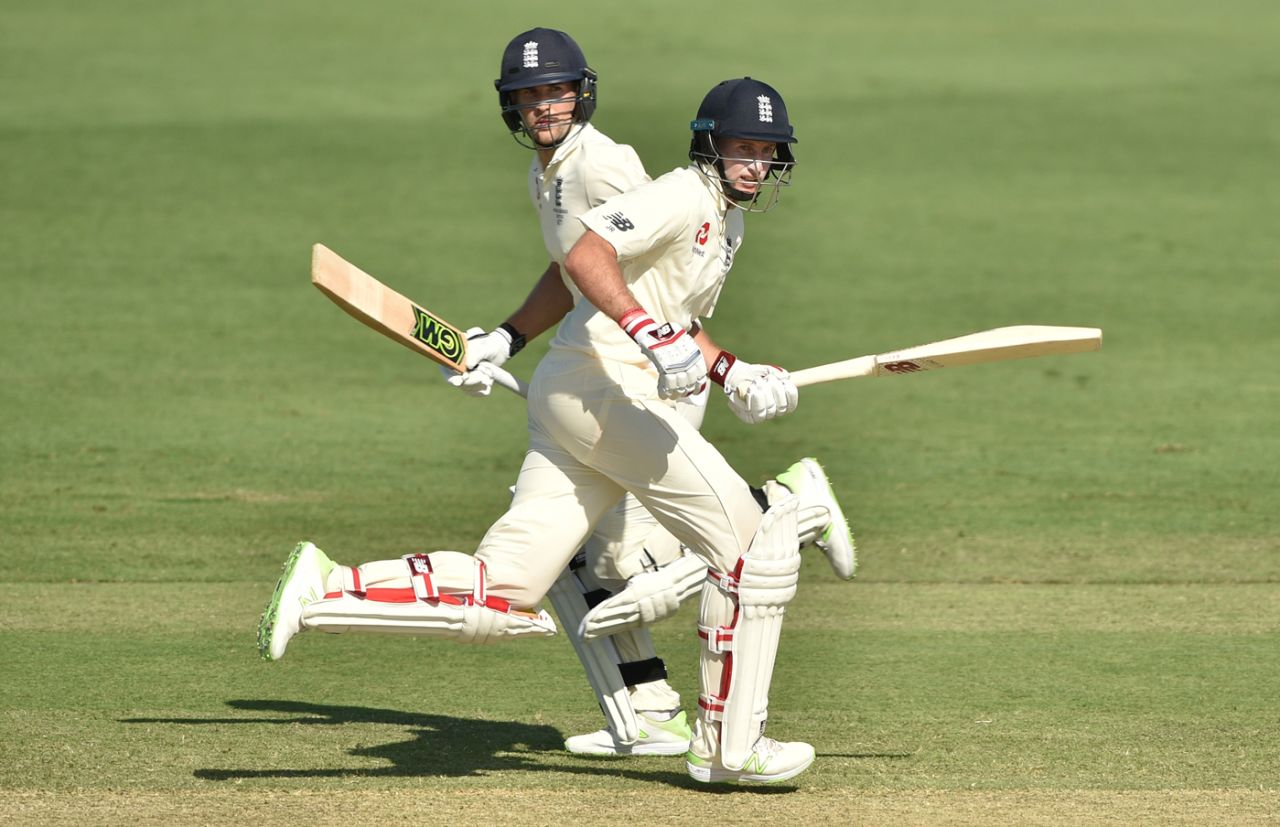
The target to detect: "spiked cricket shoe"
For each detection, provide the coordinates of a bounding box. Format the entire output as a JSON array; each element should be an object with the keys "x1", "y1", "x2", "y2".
[
  {"x1": 686, "y1": 734, "x2": 815, "y2": 784},
  {"x1": 257, "y1": 541, "x2": 335, "y2": 661},
  {"x1": 565, "y1": 710, "x2": 693, "y2": 756},
  {"x1": 777, "y1": 457, "x2": 857, "y2": 580}
]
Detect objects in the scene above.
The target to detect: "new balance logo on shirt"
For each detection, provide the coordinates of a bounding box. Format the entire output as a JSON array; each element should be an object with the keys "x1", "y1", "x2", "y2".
[{"x1": 605, "y1": 212, "x2": 634, "y2": 231}]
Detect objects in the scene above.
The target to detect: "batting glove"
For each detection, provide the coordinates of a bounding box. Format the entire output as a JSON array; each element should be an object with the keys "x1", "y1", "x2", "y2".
[
  {"x1": 440, "y1": 326, "x2": 503, "y2": 397},
  {"x1": 620, "y1": 309, "x2": 706, "y2": 399},
  {"x1": 709, "y1": 350, "x2": 798, "y2": 424},
  {"x1": 462, "y1": 323, "x2": 525, "y2": 371},
  {"x1": 439, "y1": 360, "x2": 497, "y2": 397}
]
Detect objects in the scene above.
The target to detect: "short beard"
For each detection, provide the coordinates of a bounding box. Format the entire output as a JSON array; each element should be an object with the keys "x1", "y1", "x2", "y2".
[
  {"x1": 713, "y1": 160, "x2": 758, "y2": 203},
  {"x1": 524, "y1": 115, "x2": 577, "y2": 149}
]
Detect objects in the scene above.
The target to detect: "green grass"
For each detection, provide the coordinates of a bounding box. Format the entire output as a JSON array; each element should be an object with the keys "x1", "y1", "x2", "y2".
[{"x1": 2, "y1": 1, "x2": 1279, "y2": 823}]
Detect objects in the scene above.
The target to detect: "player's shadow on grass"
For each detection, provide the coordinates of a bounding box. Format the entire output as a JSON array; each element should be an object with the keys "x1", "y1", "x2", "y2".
[{"x1": 124, "y1": 699, "x2": 771, "y2": 790}]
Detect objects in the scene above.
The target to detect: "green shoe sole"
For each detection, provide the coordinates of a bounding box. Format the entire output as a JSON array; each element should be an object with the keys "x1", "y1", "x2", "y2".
[{"x1": 256, "y1": 541, "x2": 312, "y2": 661}]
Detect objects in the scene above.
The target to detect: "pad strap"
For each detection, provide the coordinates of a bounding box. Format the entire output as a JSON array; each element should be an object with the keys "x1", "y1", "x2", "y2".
[
  {"x1": 706, "y1": 567, "x2": 740, "y2": 595},
  {"x1": 404, "y1": 553, "x2": 439, "y2": 601},
  {"x1": 617, "y1": 657, "x2": 668, "y2": 686},
  {"x1": 339, "y1": 565, "x2": 363, "y2": 594},
  {"x1": 697, "y1": 624, "x2": 735, "y2": 654},
  {"x1": 582, "y1": 589, "x2": 611, "y2": 609},
  {"x1": 697, "y1": 694, "x2": 726, "y2": 722}
]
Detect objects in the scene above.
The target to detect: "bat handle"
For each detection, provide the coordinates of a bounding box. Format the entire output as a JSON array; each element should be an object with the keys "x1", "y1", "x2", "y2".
[
  {"x1": 732, "y1": 354, "x2": 876, "y2": 399},
  {"x1": 491, "y1": 366, "x2": 530, "y2": 399}
]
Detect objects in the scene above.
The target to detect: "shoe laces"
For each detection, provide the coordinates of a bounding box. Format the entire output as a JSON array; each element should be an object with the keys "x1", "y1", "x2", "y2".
[{"x1": 754, "y1": 735, "x2": 785, "y2": 758}]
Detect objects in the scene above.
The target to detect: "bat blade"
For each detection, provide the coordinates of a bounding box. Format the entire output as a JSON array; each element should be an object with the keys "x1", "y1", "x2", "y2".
[
  {"x1": 310, "y1": 243, "x2": 468, "y2": 372},
  {"x1": 790, "y1": 325, "x2": 1102, "y2": 388}
]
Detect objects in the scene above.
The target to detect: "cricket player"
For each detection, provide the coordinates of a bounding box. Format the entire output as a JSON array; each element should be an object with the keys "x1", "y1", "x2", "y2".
[
  {"x1": 260, "y1": 53, "x2": 829, "y2": 782},
  {"x1": 436, "y1": 29, "x2": 854, "y2": 757}
]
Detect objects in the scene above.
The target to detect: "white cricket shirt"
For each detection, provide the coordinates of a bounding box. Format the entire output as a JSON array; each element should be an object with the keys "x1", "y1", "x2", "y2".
[
  {"x1": 528, "y1": 123, "x2": 649, "y2": 268},
  {"x1": 556, "y1": 166, "x2": 745, "y2": 365}
]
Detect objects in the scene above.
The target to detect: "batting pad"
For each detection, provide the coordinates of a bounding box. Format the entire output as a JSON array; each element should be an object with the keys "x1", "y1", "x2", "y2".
[
  {"x1": 702, "y1": 495, "x2": 801, "y2": 771},
  {"x1": 301, "y1": 552, "x2": 557, "y2": 644},
  {"x1": 546, "y1": 567, "x2": 640, "y2": 745}
]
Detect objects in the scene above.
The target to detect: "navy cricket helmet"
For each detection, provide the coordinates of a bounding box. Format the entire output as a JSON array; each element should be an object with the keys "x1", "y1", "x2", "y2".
[
  {"x1": 495, "y1": 28, "x2": 598, "y2": 148},
  {"x1": 689, "y1": 77, "x2": 797, "y2": 210}
]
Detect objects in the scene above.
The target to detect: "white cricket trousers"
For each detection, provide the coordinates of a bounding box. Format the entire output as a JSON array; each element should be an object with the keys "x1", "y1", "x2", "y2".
[{"x1": 475, "y1": 349, "x2": 762, "y2": 608}]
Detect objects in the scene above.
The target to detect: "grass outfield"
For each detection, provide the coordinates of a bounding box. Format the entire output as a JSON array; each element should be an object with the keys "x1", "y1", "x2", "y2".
[{"x1": 2, "y1": 1, "x2": 1278, "y2": 823}]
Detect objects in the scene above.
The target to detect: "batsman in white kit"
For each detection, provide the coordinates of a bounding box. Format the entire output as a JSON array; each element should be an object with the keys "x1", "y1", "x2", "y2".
[
  {"x1": 260, "y1": 32, "x2": 847, "y2": 784},
  {"x1": 435, "y1": 29, "x2": 852, "y2": 758}
]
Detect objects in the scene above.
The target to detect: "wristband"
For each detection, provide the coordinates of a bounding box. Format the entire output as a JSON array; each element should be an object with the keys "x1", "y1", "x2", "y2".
[
  {"x1": 498, "y1": 322, "x2": 526, "y2": 356},
  {"x1": 619, "y1": 308, "x2": 652, "y2": 339},
  {"x1": 708, "y1": 350, "x2": 737, "y2": 387}
]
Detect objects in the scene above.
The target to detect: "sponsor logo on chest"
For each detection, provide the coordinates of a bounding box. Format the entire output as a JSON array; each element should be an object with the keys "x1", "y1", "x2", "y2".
[
  {"x1": 721, "y1": 237, "x2": 735, "y2": 272},
  {"x1": 691, "y1": 221, "x2": 711, "y2": 257},
  {"x1": 553, "y1": 176, "x2": 567, "y2": 225}
]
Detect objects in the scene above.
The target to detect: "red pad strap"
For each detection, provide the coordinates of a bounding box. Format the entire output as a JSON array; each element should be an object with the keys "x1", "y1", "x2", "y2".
[
  {"x1": 698, "y1": 694, "x2": 726, "y2": 722},
  {"x1": 698, "y1": 624, "x2": 735, "y2": 654},
  {"x1": 706, "y1": 567, "x2": 739, "y2": 595},
  {"x1": 403, "y1": 553, "x2": 439, "y2": 601},
  {"x1": 338, "y1": 565, "x2": 365, "y2": 595},
  {"x1": 357, "y1": 589, "x2": 508, "y2": 612},
  {"x1": 364, "y1": 587, "x2": 418, "y2": 603}
]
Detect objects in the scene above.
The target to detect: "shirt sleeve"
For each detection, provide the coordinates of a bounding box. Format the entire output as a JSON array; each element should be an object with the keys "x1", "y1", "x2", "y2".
[
  {"x1": 579, "y1": 173, "x2": 694, "y2": 263},
  {"x1": 583, "y1": 142, "x2": 650, "y2": 207}
]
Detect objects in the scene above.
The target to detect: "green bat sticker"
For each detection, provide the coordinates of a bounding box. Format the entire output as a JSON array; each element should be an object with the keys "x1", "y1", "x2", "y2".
[{"x1": 410, "y1": 306, "x2": 465, "y2": 365}]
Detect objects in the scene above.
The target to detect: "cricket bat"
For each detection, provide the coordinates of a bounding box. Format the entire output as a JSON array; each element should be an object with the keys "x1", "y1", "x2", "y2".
[
  {"x1": 310, "y1": 243, "x2": 529, "y2": 396},
  {"x1": 789, "y1": 325, "x2": 1102, "y2": 388}
]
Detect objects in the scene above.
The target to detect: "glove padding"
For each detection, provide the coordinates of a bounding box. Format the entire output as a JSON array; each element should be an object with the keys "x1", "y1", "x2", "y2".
[
  {"x1": 440, "y1": 326, "x2": 500, "y2": 397},
  {"x1": 579, "y1": 552, "x2": 707, "y2": 639},
  {"x1": 439, "y1": 361, "x2": 497, "y2": 397},
  {"x1": 621, "y1": 310, "x2": 706, "y2": 399},
  {"x1": 462, "y1": 326, "x2": 514, "y2": 371},
  {"x1": 722, "y1": 358, "x2": 798, "y2": 424}
]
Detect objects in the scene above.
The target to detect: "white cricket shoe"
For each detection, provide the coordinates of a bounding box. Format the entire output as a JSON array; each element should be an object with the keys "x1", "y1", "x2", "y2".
[
  {"x1": 686, "y1": 734, "x2": 815, "y2": 784},
  {"x1": 564, "y1": 710, "x2": 693, "y2": 756},
  {"x1": 257, "y1": 541, "x2": 335, "y2": 661},
  {"x1": 776, "y1": 457, "x2": 857, "y2": 580}
]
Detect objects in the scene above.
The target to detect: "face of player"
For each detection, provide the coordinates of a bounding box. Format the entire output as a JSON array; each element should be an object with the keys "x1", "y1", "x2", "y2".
[
  {"x1": 512, "y1": 83, "x2": 579, "y2": 147},
  {"x1": 715, "y1": 138, "x2": 779, "y2": 196}
]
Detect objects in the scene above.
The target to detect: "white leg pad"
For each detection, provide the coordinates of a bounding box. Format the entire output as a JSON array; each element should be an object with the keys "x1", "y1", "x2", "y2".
[
  {"x1": 545, "y1": 565, "x2": 640, "y2": 745},
  {"x1": 301, "y1": 552, "x2": 557, "y2": 644},
  {"x1": 579, "y1": 550, "x2": 706, "y2": 640},
  {"x1": 699, "y1": 495, "x2": 801, "y2": 771}
]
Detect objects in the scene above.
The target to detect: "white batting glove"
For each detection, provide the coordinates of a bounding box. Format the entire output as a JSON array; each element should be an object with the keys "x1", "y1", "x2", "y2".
[
  {"x1": 462, "y1": 326, "x2": 516, "y2": 370},
  {"x1": 439, "y1": 361, "x2": 496, "y2": 397},
  {"x1": 620, "y1": 309, "x2": 706, "y2": 399},
  {"x1": 579, "y1": 552, "x2": 706, "y2": 639},
  {"x1": 709, "y1": 350, "x2": 798, "y2": 424},
  {"x1": 439, "y1": 326, "x2": 502, "y2": 397}
]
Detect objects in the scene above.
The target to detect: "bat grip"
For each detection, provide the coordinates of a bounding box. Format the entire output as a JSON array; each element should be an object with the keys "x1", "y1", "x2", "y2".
[{"x1": 491, "y1": 366, "x2": 530, "y2": 399}]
